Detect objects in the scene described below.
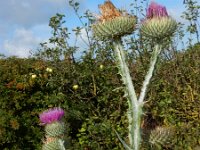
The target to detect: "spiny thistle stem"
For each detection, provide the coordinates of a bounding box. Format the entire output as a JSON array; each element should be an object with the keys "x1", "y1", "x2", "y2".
[
  {"x1": 113, "y1": 40, "x2": 162, "y2": 150},
  {"x1": 113, "y1": 38, "x2": 141, "y2": 150},
  {"x1": 113, "y1": 39, "x2": 138, "y2": 111},
  {"x1": 138, "y1": 44, "x2": 162, "y2": 104},
  {"x1": 58, "y1": 139, "x2": 66, "y2": 150}
]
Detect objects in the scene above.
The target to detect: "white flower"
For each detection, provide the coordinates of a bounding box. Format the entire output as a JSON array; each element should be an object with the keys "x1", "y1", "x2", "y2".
[
  {"x1": 31, "y1": 74, "x2": 37, "y2": 79},
  {"x1": 46, "y1": 67, "x2": 53, "y2": 73},
  {"x1": 99, "y1": 64, "x2": 104, "y2": 70},
  {"x1": 73, "y1": 85, "x2": 79, "y2": 90}
]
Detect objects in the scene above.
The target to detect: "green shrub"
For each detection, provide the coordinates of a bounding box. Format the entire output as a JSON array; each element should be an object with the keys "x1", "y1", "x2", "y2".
[{"x1": 143, "y1": 44, "x2": 200, "y2": 149}]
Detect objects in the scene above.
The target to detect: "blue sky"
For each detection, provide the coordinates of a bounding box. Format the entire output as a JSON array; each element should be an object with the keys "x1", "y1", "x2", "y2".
[{"x1": 0, "y1": 0, "x2": 198, "y2": 58}]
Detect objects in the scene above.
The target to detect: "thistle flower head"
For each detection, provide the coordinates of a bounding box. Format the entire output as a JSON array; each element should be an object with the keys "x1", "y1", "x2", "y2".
[
  {"x1": 146, "y1": 2, "x2": 168, "y2": 19},
  {"x1": 39, "y1": 107, "x2": 65, "y2": 125},
  {"x1": 140, "y1": 1, "x2": 177, "y2": 40},
  {"x1": 149, "y1": 126, "x2": 175, "y2": 147},
  {"x1": 92, "y1": 0, "x2": 136, "y2": 40}
]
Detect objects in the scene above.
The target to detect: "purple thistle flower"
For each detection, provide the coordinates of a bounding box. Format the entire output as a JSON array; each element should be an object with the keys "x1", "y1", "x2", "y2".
[
  {"x1": 39, "y1": 107, "x2": 65, "y2": 125},
  {"x1": 146, "y1": 1, "x2": 168, "y2": 19}
]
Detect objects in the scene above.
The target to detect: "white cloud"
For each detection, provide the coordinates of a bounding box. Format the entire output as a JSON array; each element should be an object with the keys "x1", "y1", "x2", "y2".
[
  {"x1": 0, "y1": 0, "x2": 67, "y2": 28},
  {"x1": 3, "y1": 28, "x2": 45, "y2": 58},
  {"x1": 0, "y1": 0, "x2": 86, "y2": 29},
  {"x1": 0, "y1": 0, "x2": 86, "y2": 57},
  {"x1": 0, "y1": 0, "x2": 69, "y2": 57}
]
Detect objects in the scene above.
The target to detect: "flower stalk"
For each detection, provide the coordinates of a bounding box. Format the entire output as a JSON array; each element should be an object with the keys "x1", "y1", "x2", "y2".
[
  {"x1": 113, "y1": 39, "x2": 140, "y2": 149},
  {"x1": 138, "y1": 44, "x2": 162, "y2": 104}
]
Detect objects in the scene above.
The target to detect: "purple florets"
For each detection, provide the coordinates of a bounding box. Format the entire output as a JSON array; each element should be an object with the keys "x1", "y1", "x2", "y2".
[
  {"x1": 39, "y1": 107, "x2": 65, "y2": 125},
  {"x1": 146, "y1": 1, "x2": 168, "y2": 19}
]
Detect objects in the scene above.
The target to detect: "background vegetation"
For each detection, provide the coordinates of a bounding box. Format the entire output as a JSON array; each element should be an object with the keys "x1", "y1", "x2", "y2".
[{"x1": 0, "y1": 0, "x2": 200, "y2": 149}]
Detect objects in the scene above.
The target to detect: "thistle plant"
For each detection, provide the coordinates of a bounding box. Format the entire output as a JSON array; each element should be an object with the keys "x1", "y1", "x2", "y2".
[
  {"x1": 92, "y1": 1, "x2": 177, "y2": 150},
  {"x1": 39, "y1": 107, "x2": 66, "y2": 150}
]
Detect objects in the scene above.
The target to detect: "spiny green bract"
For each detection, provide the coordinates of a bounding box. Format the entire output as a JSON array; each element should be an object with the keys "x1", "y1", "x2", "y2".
[
  {"x1": 42, "y1": 139, "x2": 62, "y2": 150},
  {"x1": 140, "y1": 17, "x2": 177, "y2": 40},
  {"x1": 149, "y1": 127, "x2": 174, "y2": 147},
  {"x1": 45, "y1": 122, "x2": 65, "y2": 137},
  {"x1": 92, "y1": 16, "x2": 136, "y2": 40}
]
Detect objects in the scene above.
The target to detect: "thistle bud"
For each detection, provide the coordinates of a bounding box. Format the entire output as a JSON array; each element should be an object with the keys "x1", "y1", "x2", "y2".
[
  {"x1": 140, "y1": 2, "x2": 177, "y2": 40},
  {"x1": 149, "y1": 126, "x2": 174, "y2": 147},
  {"x1": 92, "y1": 1, "x2": 136, "y2": 40}
]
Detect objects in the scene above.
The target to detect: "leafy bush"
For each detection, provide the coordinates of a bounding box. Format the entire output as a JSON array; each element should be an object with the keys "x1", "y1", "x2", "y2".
[{"x1": 143, "y1": 44, "x2": 200, "y2": 149}]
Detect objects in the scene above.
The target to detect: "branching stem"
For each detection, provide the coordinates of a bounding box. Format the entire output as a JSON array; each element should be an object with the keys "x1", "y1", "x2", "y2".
[
  {"x1": 113, "y1": 38, "x2": 140, "y2": 150},
  {"x1": 113, "y1": 39, "x2": 162, "y2": 150},
  {"x1": 138, "y1": 44, "x2": 162, "y2": 104}
]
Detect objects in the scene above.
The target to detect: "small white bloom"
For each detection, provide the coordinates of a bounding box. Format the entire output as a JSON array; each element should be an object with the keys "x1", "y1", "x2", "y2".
[
  {"x1": 73, "y1": 85, "x2": 79, "y2": 90},
  {"x1": 31, "y1": 74, "x2": 37, "y2": 79},
  {"x1": 99, "y1": 64, "x2": 104, "y2": 70},
  {"x1": 46, "y1": 67, "x2": 53, "y2": 73}
]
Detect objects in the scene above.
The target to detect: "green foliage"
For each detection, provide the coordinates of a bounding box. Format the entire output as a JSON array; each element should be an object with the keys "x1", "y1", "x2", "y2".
[
  {"x1": 143, "y1": 44, "x2": 200, "y2": 149},
  {"x1": 182, "y1": 0, "x2": 200, "y2": 43},
  {"x1": 0, "y1": 58, "x2": 44, "y2": 149}
]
